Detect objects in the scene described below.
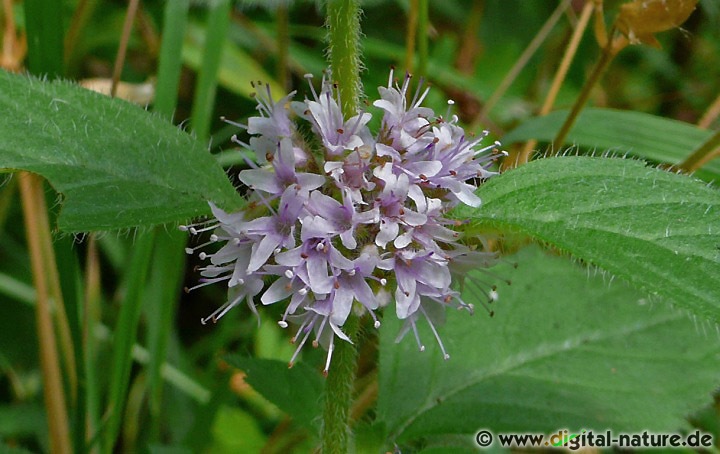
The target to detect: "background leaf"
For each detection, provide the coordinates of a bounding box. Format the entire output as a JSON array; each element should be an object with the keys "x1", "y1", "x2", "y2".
[
  {"x1": 183, "y1": 22, "x2": 284, "y2": 101},
  {"x1": 378, "y1": 246, "x2": 720, "y2": 448},
  {"x1": 502, "y1": 108, "x2": 720, "y2": 181},
  {"x1": 0, "y1": 70, "x2": 241, "y2": 231},
  {"x1": 225, "y1": 356, "x2": 325, "y2": 433},
  {"x1": 458, "y1": 156, "x2": 720, "y2": 324}
]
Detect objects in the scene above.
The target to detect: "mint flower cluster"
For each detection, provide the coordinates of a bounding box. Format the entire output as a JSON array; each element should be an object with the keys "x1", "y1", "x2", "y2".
[{"x1": 183, "y1": 70, "x2": 503, "y2": 373}]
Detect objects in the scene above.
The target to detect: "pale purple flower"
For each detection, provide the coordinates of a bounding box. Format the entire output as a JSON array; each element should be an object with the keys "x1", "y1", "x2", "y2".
[
  {"x1": 298, "y1": 74, "x2": 373, "y2": 157},
  {"x1": 183, "y1": 69, "x2": 504, "y2": 373},
  {"x1": 238, "y1": 139, "x2": 325, "y2": 198}
]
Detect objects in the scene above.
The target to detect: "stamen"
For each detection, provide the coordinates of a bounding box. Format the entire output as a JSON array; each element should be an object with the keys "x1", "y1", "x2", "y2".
[
  {"x1": 411, "y1": 320, "x2": 425, "y2": 352},
  {"x1": 420, "y1": 305, "x2": 450, "y2": 360},
  {"x1": 288, "y1": 314, "x2": 316, "y2": 367},
  {"x1": 184, "y1": 238, "x2": 218, "y2": 254},
  {"x1": 323, "y1": 336, "x2": 335, "y2": 376},
  {"x1": 184, "y1": 276, "x2": 230, "y2": 293},
  {"x1": 200, "y1": 292, "x2": 244, "y2": 325}
]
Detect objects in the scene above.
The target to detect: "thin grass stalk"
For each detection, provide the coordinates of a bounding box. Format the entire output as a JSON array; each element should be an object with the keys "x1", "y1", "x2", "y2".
[
  {"x1": 2, "y1": 0, "x2": 22, "y2": 71},
  {"x1": 698, "y1": 92, "x2": 720, "y2": 129},
  {"x1": 276, "y1": 2, "x2": 290, "y2": 91},
  {"x1": 514, "y1": 0, "x2": 594, "y2": 167},
  {"x1": 416, "y1": 0, "x2": 428, "y2": 78},
  {"x1": 678, "y1": 129, "x2": 720, "y2": 173},
  {"x1": 64, "y1": 0, "x2": 99, "y2": 67},
  {"x1": 110, "y1": 0, "x2": 140, "y2": 97},
  {"x1": 476, "y1": 0, "x2": 570, "y2": 123},
  {"x1": 550, "y1": 28, "x2": 622, "y2": 153},
  {"x1": 404, "y1": 0, "x2": 418, "y2": 73},
  {"x1": 19, "y1": 172, "x2": 72, "y2": 454}
]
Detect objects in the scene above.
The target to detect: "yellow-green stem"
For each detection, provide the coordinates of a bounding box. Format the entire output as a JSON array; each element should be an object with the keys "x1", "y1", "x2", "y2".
[
  {"x1": 276, "y1": 3, "x2": 290, "y2": 92},
  {"x1": 19, "y1": 172, "x2": 72, "y2": 454},
  {"x1": 477, "y1": 0, "x2": 570, "y2": 123},
  {"x1": 416, "y1": 0, "x2": 428, "y2": 78},
  {"x1": 678, "y1": 129, "x2": 720, "y2": 173},
  {"x1": 110, "y1": 0, "x2": 139, "y2": 97},
  {"x1": 514, "y1": 0, "x2": 593, "y2": 167},
  {"x1": 404, "y1": 0, "x2": 418, "y2": 73},
  {"x1": 551, "y1": 31, "x2": 622, "y2": 154}
]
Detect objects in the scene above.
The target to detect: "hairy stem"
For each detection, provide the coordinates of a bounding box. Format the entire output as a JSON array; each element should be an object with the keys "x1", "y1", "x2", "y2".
[
  {"x1": 321, "y1": 316, "x2": 360, "y2": 453},
  {"x1": 326, "y1": 0, "x2": 363, "y2": 117}
]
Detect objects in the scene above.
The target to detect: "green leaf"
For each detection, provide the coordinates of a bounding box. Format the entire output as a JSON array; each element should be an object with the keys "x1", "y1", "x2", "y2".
[
  {"x1": 458, "y1": 156, "x2": 720, "y2": 324},
  {"x1": 225, "y1": 356, "x2": 324, "y2": 432},
  {"x1": 378, "y1": 246, "x2": 720, "y2": 447},
  {"x1": 502, "y1": 108, "x2": 720, "y2": 181},
  {"x1": 0, "y1": 70, "x2": 241, "y2": 231}
]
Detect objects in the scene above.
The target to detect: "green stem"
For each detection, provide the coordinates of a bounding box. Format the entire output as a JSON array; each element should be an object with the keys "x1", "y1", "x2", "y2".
[
  {"x1": 322, "y1": 3, "x2": 363, "y2": 452},
  {"x1": 321, "y1": 317, "x2": 360, "y2": 454},
  {"x1": 326, "y1": 0, "x2": 363, "y2": 117}
]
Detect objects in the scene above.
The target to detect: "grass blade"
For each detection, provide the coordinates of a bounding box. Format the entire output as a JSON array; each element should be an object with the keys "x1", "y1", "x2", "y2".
[{"x1": 103, "y1": 230, "x2": 156, "y2": 452}]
